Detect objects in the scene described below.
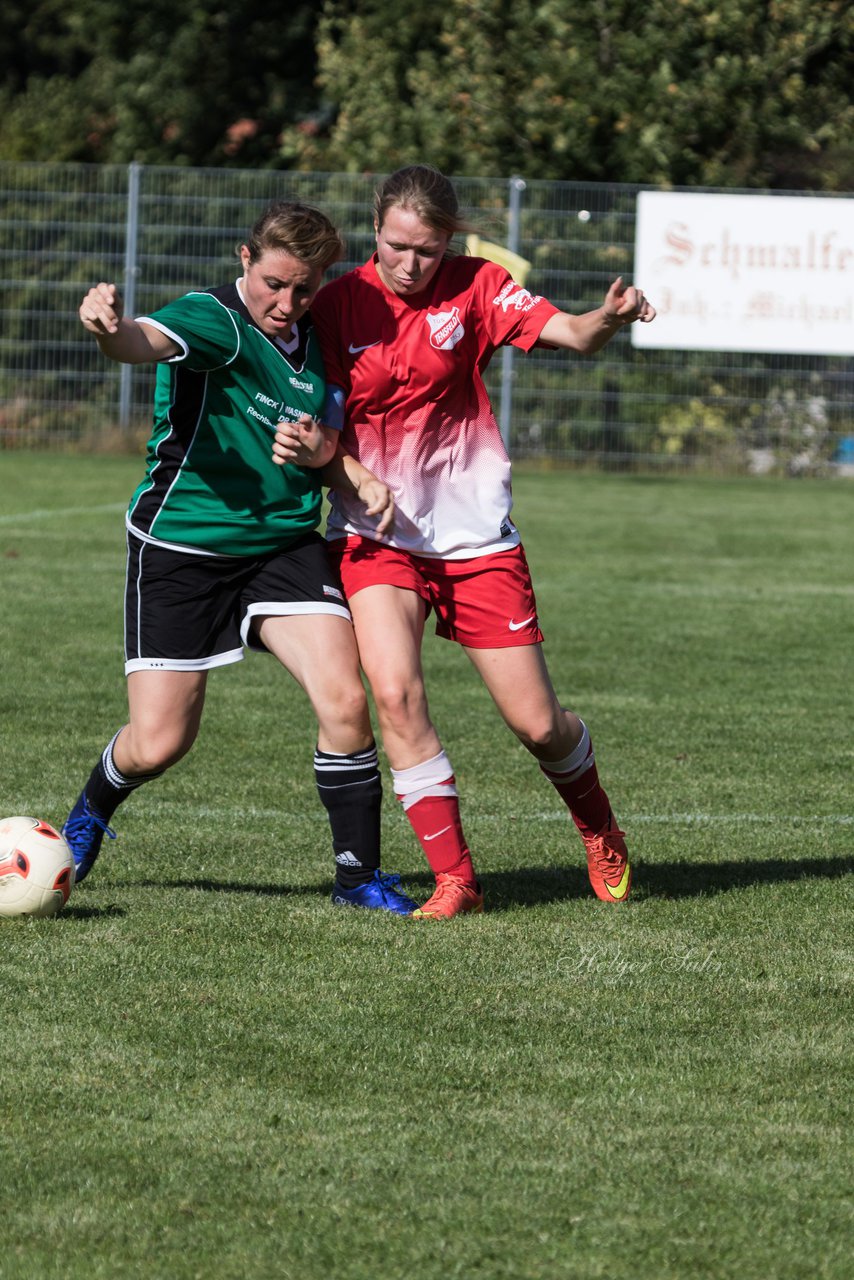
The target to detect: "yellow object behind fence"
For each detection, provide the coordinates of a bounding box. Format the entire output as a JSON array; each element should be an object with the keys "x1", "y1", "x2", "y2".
[{"x1": 465, "y1": 235, "x2": 532, "y2": 286}]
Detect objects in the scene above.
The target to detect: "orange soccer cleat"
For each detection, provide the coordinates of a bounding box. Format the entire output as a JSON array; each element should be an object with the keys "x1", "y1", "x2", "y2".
[
  {"x1": 582, "y1": 825, "x2": 632, "y2": 902},
  {"x1": 410, "y1": 872, "x2": 484, "y2": 920}
]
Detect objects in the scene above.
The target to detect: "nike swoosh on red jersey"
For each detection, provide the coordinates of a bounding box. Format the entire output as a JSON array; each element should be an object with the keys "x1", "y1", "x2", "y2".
[{"x1": 348, "y1": 341, "x2": 381, "y2": 354}]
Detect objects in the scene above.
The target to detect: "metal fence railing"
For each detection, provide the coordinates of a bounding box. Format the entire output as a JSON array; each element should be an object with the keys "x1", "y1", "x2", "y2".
[{"x1": 1, "y1": 161, "x2": 852, "y2": 474}]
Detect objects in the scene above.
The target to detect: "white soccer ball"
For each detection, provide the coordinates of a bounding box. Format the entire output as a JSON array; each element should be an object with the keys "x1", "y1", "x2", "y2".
[{"x1": 0, "y1": 816, "x2": 75, "y2": 919}]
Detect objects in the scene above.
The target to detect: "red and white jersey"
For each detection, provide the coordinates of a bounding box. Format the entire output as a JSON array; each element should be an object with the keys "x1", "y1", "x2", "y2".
[{"x1": 311, "y1": 254, "x2": 559, "y2": 558}]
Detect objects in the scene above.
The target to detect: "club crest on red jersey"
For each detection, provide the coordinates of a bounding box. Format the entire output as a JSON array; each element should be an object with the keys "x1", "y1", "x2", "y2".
[{"x1": 427, "y1": 307, "x2": 464, "y2": 350}]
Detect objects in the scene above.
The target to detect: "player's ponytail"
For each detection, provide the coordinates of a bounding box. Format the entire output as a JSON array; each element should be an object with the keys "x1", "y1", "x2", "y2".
[{"x1": 374, "y1": 165, "x2": 475, "y2": 248}]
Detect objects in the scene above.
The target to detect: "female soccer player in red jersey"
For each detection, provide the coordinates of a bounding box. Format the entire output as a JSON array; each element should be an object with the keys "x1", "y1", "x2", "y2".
[{"x1": 275, "y1": 165, "x2": 656, "y2": 918}]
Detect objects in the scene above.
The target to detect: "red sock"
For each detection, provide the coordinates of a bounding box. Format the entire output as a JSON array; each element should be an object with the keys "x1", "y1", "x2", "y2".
[
  {"x1": 391, "y1": 752, "x2": 477, "y2": 885},
  {"x1": 402, "y1": 793, "x2": 476, "y2": 881},
  {"x1": 539, "y1": 723, "x2": 613, "y2": 840}
]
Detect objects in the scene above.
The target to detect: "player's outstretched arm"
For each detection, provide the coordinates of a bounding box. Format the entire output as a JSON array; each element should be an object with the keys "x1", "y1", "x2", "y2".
[
  {"x1": 79, "y1": 283, "x2": 180, "y2": 364},
  {"x1": 538, "y1": 277, "x2": 656, "y2": 355}
]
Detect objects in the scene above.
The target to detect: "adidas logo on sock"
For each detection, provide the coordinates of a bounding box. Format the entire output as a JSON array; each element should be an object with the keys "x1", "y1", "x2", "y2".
[{"x1": 335, "y1": 851, "x2": 362, "y2": 867}]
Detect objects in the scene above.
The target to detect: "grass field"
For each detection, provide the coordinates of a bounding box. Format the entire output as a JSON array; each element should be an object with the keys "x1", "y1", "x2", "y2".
[{"x1": 0, "y1": 455, "x2": 851, "y2": 1280}]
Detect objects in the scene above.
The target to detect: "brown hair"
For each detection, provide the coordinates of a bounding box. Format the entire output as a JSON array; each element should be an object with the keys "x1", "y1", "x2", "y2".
[
  {"x1": 242, "y1": 201, "x2": 345, "y2": 271},
  {"x1": 373, "y1": 165, "x2": 474, "y2": 240}
]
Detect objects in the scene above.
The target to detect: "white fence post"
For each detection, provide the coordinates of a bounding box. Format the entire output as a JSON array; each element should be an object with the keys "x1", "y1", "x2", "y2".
[
  {"x1": 498, "y1": 175, "x2": 527, "y2": 452},
  {"x1": 119, "y1": 161, "x2": 142, "y2": 431}
]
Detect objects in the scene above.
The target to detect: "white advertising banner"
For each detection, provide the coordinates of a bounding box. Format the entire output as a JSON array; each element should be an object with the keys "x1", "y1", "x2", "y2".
[{"x1": 631, "y1": 191, "x2": 854, "y2": 355}]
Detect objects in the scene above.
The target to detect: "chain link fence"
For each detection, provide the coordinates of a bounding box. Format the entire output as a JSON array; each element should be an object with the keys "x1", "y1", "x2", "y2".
[{"x1": 1, "y1": 161, "x2": 852, "y2": 473}]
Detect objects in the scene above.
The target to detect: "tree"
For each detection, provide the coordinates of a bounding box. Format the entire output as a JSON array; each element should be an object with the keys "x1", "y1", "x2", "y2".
[
  {"x1": 2, "y1": 0, "x2": 852, "y2": 188},
  {"x1": 0, "y1": 0, "x2": 320, "y2": 166},
  {"x1": 283, "y1": 0, "x2": 854, "y2": 190}
]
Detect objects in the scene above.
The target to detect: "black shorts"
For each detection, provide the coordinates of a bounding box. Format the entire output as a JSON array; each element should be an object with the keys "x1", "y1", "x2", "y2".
[{"x1": 124, "y1": 530, "x2": 351, "y2": 674}]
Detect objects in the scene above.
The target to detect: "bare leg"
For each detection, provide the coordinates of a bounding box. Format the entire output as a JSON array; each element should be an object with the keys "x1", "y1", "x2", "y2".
[
  {"x1": 464, "y1": 643, "x2": 630, "y2": 901},
  {"x1": 114, "y1": 668, "x2": 208, "y2": 775},
  {"x1": 64, "y1": 668, "x2": 209, "y2": 882},
  {"x1": 462, "y1": 643, "x2": 582, "y2": 763},
  {"x1": 346, "y1": 584, "x2": 439, "y2": 768},
  {"x1": 346, "y1": 585, "x2": 477, "y2": 888},
  {"x1": 255, "y1": 613, "x2": 415, "y2": 907},
  {"x1": 255, "y1": 612, "x2": 373, "y2": 753}
]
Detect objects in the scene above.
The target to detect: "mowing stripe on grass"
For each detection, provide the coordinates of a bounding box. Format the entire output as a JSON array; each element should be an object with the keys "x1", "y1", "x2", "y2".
[
  {"x1": 0, "y1": 502, "x2": 127, "y2": 525},
  {"x1": 32, "y1": 797, "x2": 854, "y2": 827}
]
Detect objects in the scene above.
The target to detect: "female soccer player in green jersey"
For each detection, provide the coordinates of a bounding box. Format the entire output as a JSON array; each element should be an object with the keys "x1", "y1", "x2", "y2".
[{"x1": 62, "y1": 200, "x2": 418, "y2": 915}]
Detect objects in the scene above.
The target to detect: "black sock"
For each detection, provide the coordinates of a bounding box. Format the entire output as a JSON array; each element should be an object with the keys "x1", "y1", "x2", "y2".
[
  {"x1": 314, "y1": 743, "x2": 382, "y2": 888},
  {"x1": 83, "y1": 729, "x2": 164, "y2": 821}
]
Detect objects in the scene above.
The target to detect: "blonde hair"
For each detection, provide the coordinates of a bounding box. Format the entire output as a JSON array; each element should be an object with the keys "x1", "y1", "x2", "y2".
[
  {"x1": 373, "y1": 165, "x2": 474, "y2": 240},
  {"x1": 243, "y1": 201, "x2": 345, "y2": 271}
]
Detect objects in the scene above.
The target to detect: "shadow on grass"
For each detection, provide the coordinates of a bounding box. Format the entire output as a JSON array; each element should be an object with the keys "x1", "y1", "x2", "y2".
[
  {"x1": 478, "y1": 853, "x2": 853, "y2": 907},
  {"x1": 59, "y1": 902, "x2": 127, "y2": 920},
  {"x1": 633, "y1": 854, "x2": 853, "y2": 900},
  {"x1": 78, "y1": 853, "x2": 851, "y2": 911}
]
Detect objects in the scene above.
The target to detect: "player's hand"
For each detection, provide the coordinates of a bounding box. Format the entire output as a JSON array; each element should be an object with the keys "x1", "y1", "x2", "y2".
[
  {"x1": 79, "y1": 283, "x2": 124, "y2": 335},
  {"x1": 272, "y1": 415, "x2": 336, "y2": 468},
  {"x1": 603, "y1": 277, "x2": 656, "y2": 325},
  {"x1": 356, "y1": 475, "x2": 395, "y2": 538}
]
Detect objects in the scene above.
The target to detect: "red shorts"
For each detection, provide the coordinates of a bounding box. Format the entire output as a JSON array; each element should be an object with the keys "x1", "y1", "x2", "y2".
[{"x1": 329, "y1": 537, "x2": 544, "y2": 648}]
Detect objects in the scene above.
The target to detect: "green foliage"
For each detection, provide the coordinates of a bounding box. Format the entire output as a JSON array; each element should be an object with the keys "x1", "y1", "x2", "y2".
[
  {"x1": 654, "y1": 394, "x2": 740, "y2": 460},
  {"x1": 286, "y1": 0, "x2": 854, "y2": 189},
  {"x1": 2, "y1": 1, "x2": 852, "y2": 185},
  {"x1": 1, "y1": 458, "x2": 852, "y2": 1279},
  {"x1": 0, "y1": 1, "x2": 319, "y2": 167}
]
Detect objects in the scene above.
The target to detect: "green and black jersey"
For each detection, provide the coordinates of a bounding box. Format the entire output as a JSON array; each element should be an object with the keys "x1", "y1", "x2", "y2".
[{"x1": 127, "y1": 282, "x2": 330, "y2": 557}]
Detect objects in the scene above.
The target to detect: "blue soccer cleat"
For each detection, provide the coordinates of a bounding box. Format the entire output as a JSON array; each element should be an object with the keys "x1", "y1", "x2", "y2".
[
  {"x1": 331, "y1": 869, "x2": 419, "y2": 915},
  {"x1": 62, "y1": 792, "x2": 117, "y2": 884}
]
